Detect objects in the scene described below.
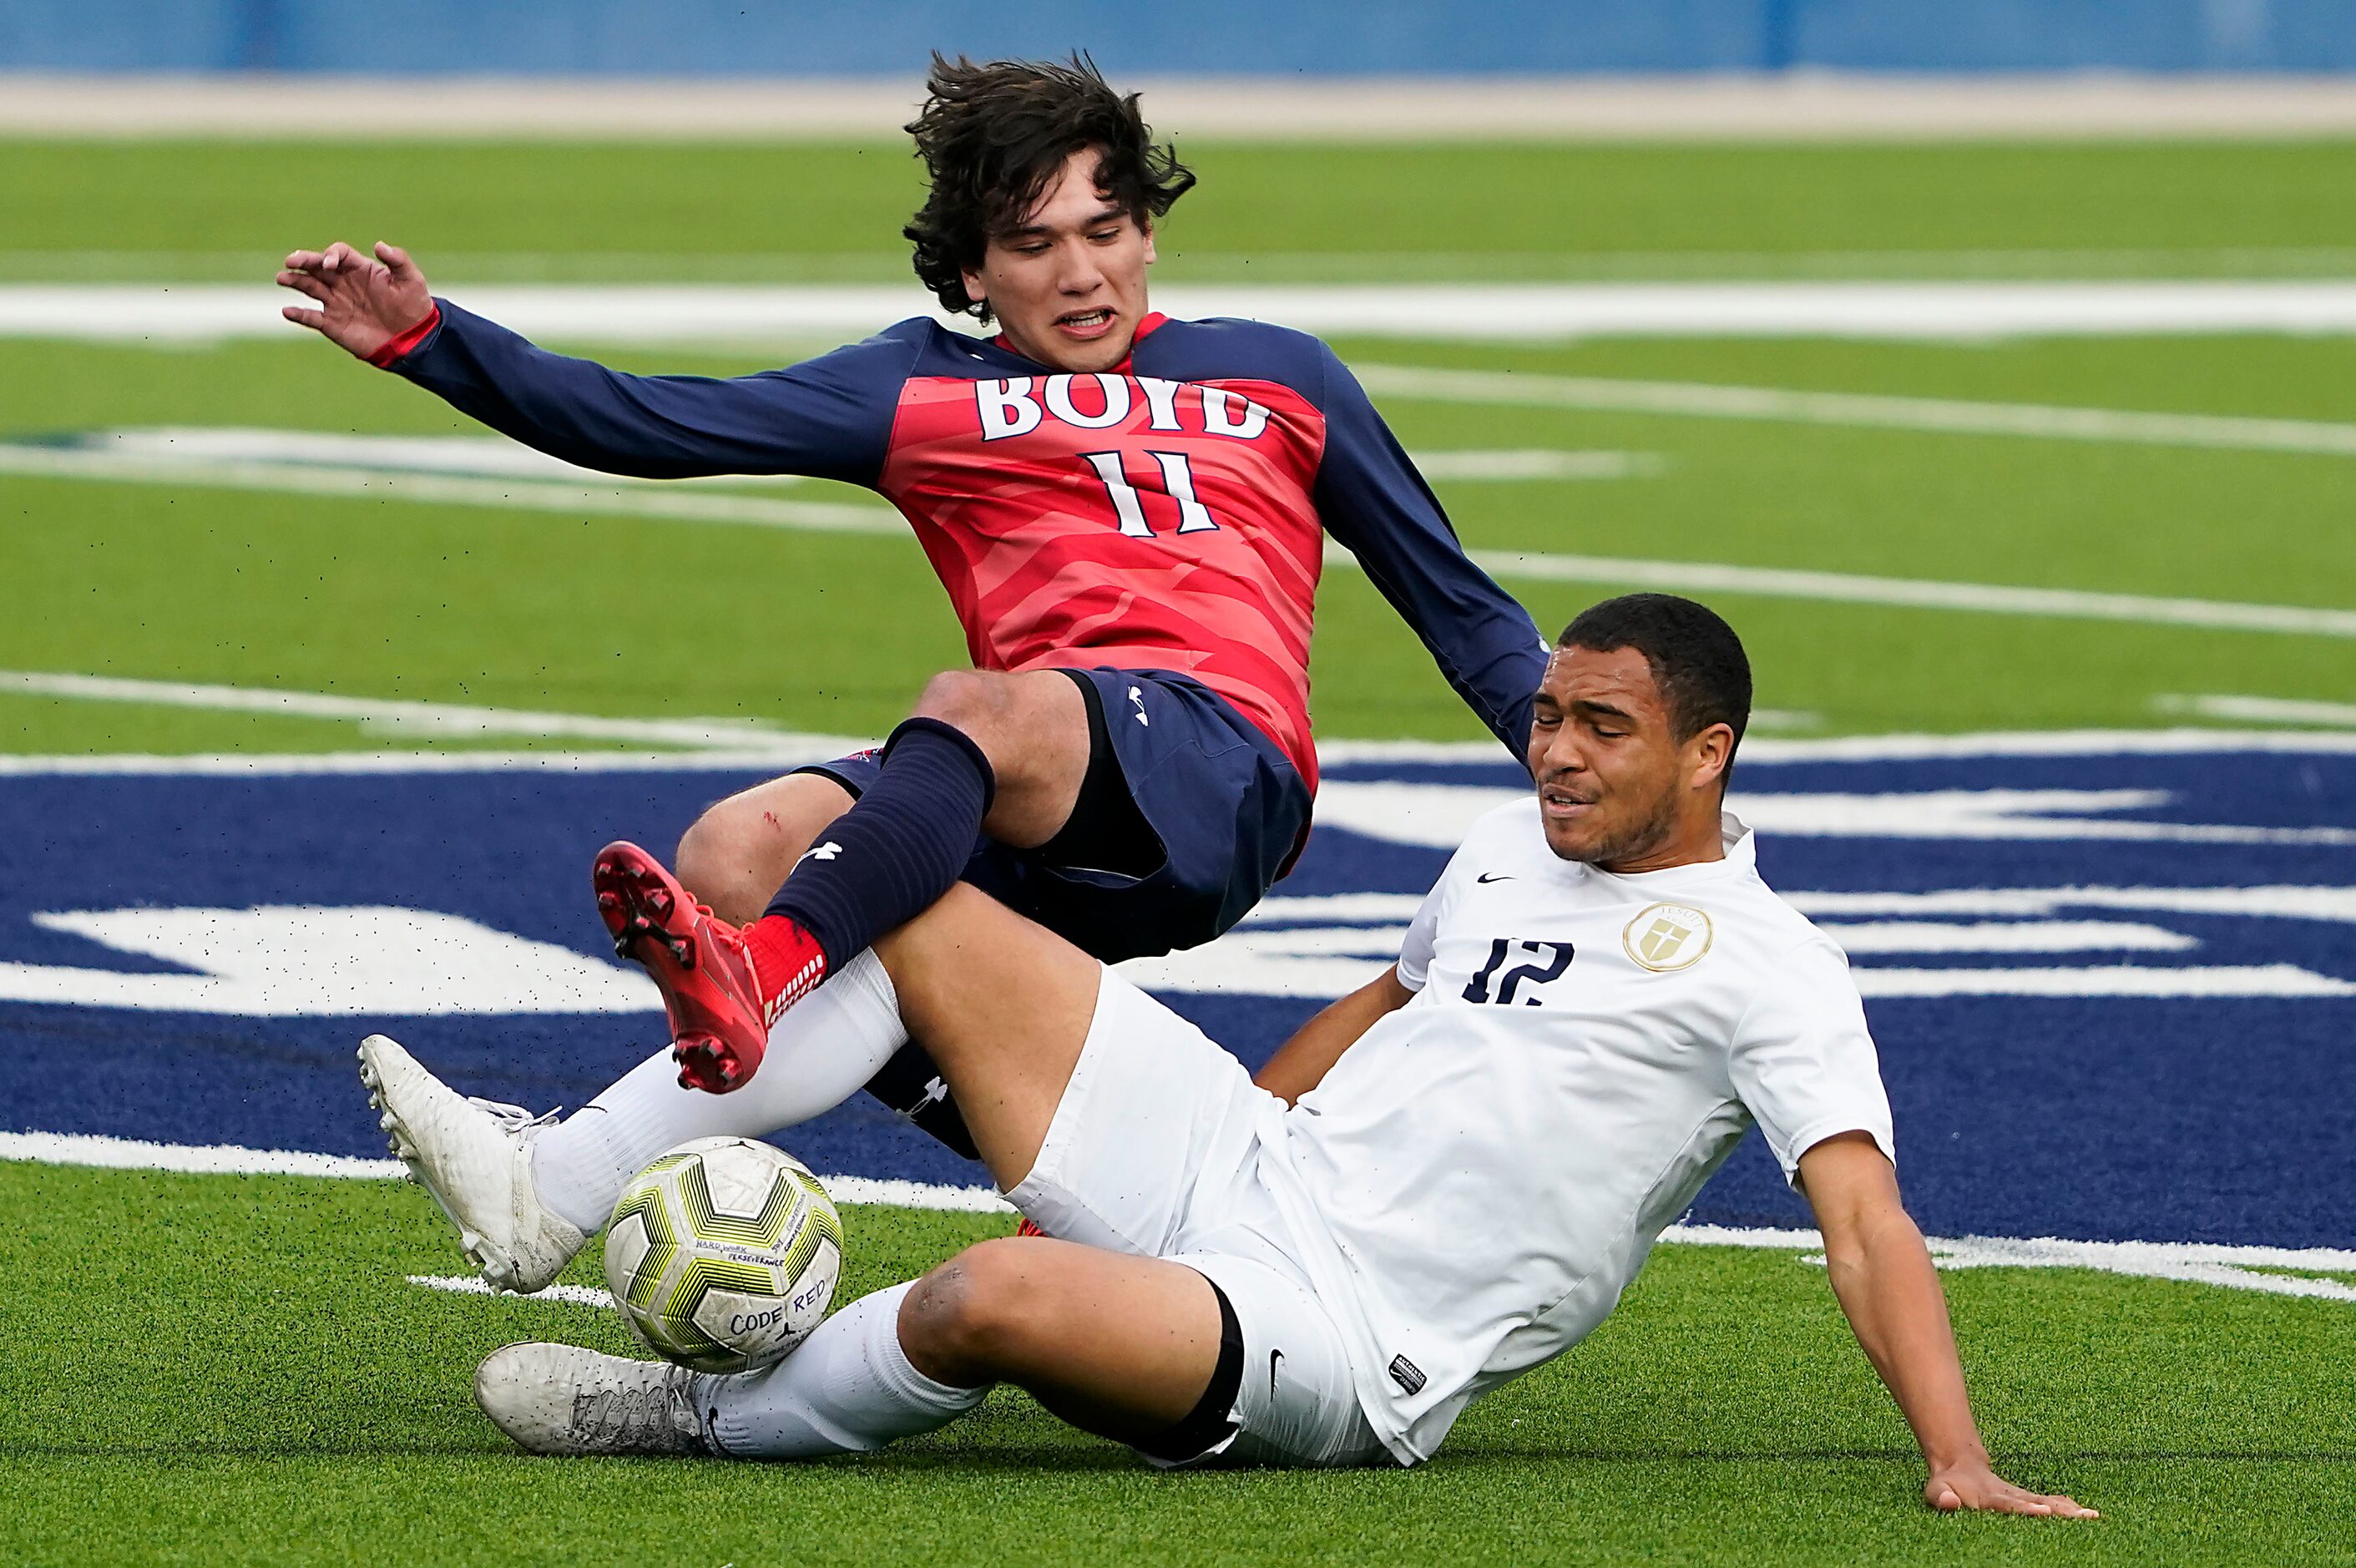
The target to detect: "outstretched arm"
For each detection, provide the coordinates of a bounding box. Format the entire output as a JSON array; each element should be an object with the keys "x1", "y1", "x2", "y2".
[
  {"x1": 1312, "y1": 346, "x2": 1550, "y2": 765},
  {"x1": 274, "y1": 240, "x2": 913, "y2": 484},
  {"x1": 1797, "y1": 1132, "x2": 2099, "y2": 1520}
]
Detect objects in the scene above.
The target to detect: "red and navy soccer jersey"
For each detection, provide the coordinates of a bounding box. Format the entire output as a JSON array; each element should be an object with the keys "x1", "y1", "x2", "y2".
[{"x1": 388, "y1": 304, "x2": 1547, "y2": 790}]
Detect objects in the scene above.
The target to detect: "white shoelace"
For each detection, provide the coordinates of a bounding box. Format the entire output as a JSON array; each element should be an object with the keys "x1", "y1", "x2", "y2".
[
  {"x1": 571, "y1": 1369, "x2": 699, "y2": 1452},
  {"x1": 467, "y1": 1096, "x2": 559, "y2": 1135}
]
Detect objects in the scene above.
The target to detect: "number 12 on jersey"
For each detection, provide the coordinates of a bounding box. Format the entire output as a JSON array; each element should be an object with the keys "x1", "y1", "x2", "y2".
[
  {"x1": 1080, "y1": 451, "x2": 1220, "y2": 538},
  {"x1": 1464, "y1": 939, "x2": 1576, "y2": 1005}
]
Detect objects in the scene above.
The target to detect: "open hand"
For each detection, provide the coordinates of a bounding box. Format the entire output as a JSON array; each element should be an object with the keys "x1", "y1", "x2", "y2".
[
  {"x1": 1926, "y1": 1461, "x2": 2099, "y2": 1519},
  {"x1": 276, "y1": 241, "x2": 433, "y2": 360}
]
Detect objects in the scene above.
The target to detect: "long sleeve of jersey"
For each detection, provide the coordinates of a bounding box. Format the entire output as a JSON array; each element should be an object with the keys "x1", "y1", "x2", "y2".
[
  {"x1": 1310, "y1": 346, "x2": 1549, "y2": 762},
  {"x1": 385, "y1": 300, "x2": 918, "y2": 485},
  {"x1": 373, "y1": 301, "x2": 1542, "y2": 788}
]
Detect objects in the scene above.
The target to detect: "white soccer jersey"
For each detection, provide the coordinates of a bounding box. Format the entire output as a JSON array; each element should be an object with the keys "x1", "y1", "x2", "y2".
[{"x1": 1255, "y1": 800, "x2": 1895, "y2": 1464}]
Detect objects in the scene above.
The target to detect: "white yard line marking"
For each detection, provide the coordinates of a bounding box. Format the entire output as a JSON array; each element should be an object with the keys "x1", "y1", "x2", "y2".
[
  {"x1": 13, "y1": 422, "x2": 2351, "y2": 638},
  {"x1": 0, "y1": 1130, "x2": 406, "y2": 1180},
  {"x1": 8, "y1": 728, "x2": 2356, "y2": 778},
  {"x1": 1354, "y1": 361, "x2": 2356, "y2": 458},
  {"x1": 1850, "y1": 964, "x2": 2356, "y2": 999},
  {"x1": 1443, "y1": 545, "x2": 2356, "y2": 640},
  {"x1": 1315, "y1": 779, "x2": 2356, "y2": 849},
  {"x1": 70, "y1": 426, "x2": 818, "y2": 487},
  {"x1": 0, "y1": 745, "x2": 847, "y2": 773},
  {"x1": 1243, "y1": 893, "x2": 1427, "y2": 925},
  {"x1": 409, "y1": 1273, "x2": 614, "y2": 1308},
  {"x1": 23, "y1": 281, "x2": 2356, "y2": 345},
  {"x1": 9, "y1": 1133, "x2": 2343, "y2": 1302},
  {"x1": 0, "y1": 747, "x2": 848, "y2": 776},
  {"x1": 1732, "y1": 787, "x2": 2356, "y2": 846},
  {"x1": 28, "y1": 427, "x2": 1652, "y2": 488},
  {"x1": 1737, "y1": 729, "x2": 2356, "y2": 762},
  {"x1": 1261, "y1": 282, "x2": 2356, "y2": 340},
  {"x1": 9, "y1": 432, "x2": 2349, "y2": 640},
  {"x1": 0, "y1": 906, "x2": 660, "y2": 1017},
  {"x1": 1671, "y1": 1224, "x2": 2356, "y2": 1303},
  {"x1": 0, "y1": 1130, "x2": 1009, "y2": 1210},
  {"x1": 1781, "y1": 885, "x2": 2356, "y2": 924},
  {"x1": 0, "y1": 441, "x2": 902, "y2": 535},
  {"x1": 1810, "y1": 920, "x2": 2197, "y2": 954},
  {"x1": 1160, "y1": 245, "x2": 2356, "y2": 283},
  {"x1": 18, "y1": 75, "x2": 2356, "y2": 142},
  {"x1": 2156, "y1": 694, "x2": 2356, "y2": 729},
  {"x1": 1321, "y1": 729, "x2": 2356, "y2": 765},
  {"x1": 817, "y1": 1176, "x2": 1013, "y2": 1212},
  {"x1": 0, "y1": 670, "x2": 857, "y2": 751},
  {"x1": 0, "y1": 669, "x2": 844, "y2": 751}
]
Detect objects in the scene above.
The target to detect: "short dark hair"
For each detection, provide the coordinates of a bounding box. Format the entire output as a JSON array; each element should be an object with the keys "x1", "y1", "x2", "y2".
[
  {"x1": 1560, "y1": 594, "x2": 1752, "y2": 776},
  {"x1": 902, "y1": 53, "x2": 1196, "y2": 323}
]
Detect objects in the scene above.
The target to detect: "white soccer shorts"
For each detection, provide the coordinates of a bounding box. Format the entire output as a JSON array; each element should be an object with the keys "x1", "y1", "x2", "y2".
[{"x1": 1004, "y1": 969, "x2": 1386, "y2": 1469}]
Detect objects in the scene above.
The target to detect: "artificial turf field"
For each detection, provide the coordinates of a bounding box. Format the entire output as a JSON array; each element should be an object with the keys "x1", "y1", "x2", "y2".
[{"x1": 4, "y1": 134, "x2": 2356, "y2": 1563}]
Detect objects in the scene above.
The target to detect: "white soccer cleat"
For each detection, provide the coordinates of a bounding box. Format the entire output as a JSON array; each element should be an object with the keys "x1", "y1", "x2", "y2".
[
  {"x1": 475, "y1": 1341, "x2": 710, "y2": 1457},
  {"x1": 357, "y1": 1033, "x2": 587, "y2": 1295}
]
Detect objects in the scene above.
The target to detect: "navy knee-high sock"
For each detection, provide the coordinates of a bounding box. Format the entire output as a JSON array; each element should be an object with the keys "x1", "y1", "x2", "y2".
[{"x1": 765, "y1": 718, "x2": 995, "y2": 970}]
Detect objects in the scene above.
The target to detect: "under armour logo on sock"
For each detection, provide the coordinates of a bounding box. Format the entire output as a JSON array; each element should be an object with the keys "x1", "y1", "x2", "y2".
[
  {"x1": 1127, "y1": 686, "x2": 1150, "y2": 726},
  {"x1": 798, "y1": 842, "x2": 843, "y2": 866}
]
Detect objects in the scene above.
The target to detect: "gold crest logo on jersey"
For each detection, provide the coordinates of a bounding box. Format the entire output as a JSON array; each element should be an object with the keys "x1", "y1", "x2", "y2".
[{"x1": 1623, "y1": 903, "x2": 1713, "y2": 973}]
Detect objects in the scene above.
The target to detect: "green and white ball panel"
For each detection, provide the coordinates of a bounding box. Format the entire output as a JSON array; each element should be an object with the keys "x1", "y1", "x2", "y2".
[{"x1": 602, "y1": 1136, "x2": 842, "y2": 1373}]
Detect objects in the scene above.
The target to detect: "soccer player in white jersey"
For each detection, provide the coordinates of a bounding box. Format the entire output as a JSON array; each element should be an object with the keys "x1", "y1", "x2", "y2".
[{"x1": 371, "y1": 594, "x2": 2093, "y2": 1515}]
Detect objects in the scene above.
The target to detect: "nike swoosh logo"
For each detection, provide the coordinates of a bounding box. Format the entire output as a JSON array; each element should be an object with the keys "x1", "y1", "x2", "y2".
[
  {"x1": 1477, "y1": 873, "x2": 1514, "y2": 883},
  {"x1": 1269, "y1": 1348, "x2": 1284, "y2": 1397}
]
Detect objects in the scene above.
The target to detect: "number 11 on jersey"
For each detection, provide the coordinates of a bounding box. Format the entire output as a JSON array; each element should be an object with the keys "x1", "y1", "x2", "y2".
[{"x1": 1081, "y1": 451, "x2": 1220, "y2": 538}]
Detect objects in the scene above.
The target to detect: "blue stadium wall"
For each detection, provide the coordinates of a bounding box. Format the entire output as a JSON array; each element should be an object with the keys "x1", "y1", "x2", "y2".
[{"x1": 3, "y1": 0, "x2": 2354, "y2": 74}]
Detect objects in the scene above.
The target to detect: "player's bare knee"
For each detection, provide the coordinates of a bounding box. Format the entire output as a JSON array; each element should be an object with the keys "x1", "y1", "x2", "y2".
[
  {"x1": 674, "y1": 807, "x2": 741, "y2": 888},
  {"x1": 909, "y1": 670, "x2": 1009, "y2": 750},
  {"x1": 908, "y1": 670, "x2": 1088, "y2": 850},
  {"x1": 675, "y1": 805, "x2": 781, "y2": 923},
  {"x1": 897, "y1": 1239, "x2": 1048, "y2": 1383},
  {"x1": 675, "y1": 777, "x2": 849, "y2": 923}
]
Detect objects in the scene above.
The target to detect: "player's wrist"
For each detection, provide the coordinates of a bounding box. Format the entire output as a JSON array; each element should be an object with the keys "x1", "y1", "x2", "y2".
[{"x1": 366, "y1": 302, "x2": 442, "y2": 368}]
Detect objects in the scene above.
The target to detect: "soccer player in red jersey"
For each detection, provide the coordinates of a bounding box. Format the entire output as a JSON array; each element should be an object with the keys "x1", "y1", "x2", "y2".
[{"x1": 286, "y1": 56, "x2": 1546, "y2": 1187}]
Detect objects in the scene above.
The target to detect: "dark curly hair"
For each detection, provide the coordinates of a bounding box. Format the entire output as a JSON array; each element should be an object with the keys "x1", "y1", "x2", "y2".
[{"x1": 903, "y1": 53, "x2": 1196, "y2": 322}]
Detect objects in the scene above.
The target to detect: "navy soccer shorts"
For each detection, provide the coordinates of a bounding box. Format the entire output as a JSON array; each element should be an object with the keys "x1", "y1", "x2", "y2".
[{"x1": 792, "y1": 667, "x2": 1312, "y2": 1158}]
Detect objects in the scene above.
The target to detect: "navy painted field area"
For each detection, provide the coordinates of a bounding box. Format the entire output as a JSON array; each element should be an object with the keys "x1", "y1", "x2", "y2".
[{"x1": 4, "y1": 738, "x2": 2350, "y2": 1250}]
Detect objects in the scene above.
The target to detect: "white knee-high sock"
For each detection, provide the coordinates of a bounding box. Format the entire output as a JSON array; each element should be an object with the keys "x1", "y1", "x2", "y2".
[
  {"x1": 530, "y1": 948, "x2": 908, "y2": 1232},
  {"x1": 695, "y1": 1282, "x2": 986, "y2": 1458}
]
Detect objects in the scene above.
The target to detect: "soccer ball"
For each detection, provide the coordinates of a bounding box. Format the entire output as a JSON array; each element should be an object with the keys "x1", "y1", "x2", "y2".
[{"x1": 602, "y1": 1136, "x2": 842, "y2": 1373}]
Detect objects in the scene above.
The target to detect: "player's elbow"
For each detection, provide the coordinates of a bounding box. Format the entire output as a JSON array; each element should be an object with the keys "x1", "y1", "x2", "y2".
[{"x1": 1822, "y1": 1200, "x2": 1927, "y2": 1298}]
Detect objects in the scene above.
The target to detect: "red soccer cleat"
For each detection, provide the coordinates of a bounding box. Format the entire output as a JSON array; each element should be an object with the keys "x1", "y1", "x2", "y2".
[{"x1": 592, "y1": 842, "x2": 788, "y2": 1094}]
